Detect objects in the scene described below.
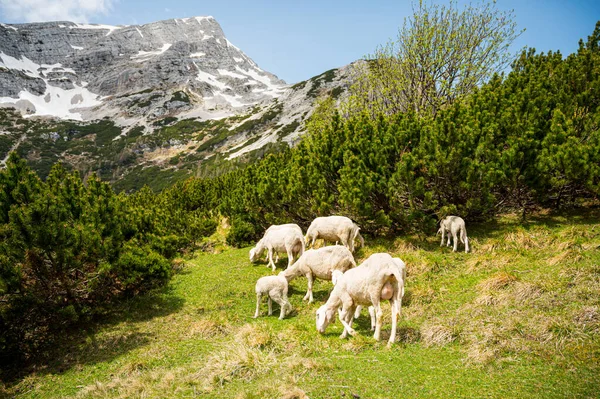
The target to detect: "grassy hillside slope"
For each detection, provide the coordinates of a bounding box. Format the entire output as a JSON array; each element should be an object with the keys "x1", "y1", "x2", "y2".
[{"x1": 3, "y1": 210, "x2": 599, "y2": 398}]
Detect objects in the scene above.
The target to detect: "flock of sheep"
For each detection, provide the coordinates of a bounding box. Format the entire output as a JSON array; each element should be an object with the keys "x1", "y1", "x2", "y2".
[{"x1": 250, "y1": 215, "x2": 470, "y2": 346}]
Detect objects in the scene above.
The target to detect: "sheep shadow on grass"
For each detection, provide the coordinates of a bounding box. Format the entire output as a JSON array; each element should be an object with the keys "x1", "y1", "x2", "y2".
[{"x1": 287, "y1": 281, "x2": 333, "y2": 304}]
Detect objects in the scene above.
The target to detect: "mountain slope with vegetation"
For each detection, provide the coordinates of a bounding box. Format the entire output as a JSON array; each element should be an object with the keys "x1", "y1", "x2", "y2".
[{"x1": 0, "y1": 62, "x2": 351, "y2": 192}]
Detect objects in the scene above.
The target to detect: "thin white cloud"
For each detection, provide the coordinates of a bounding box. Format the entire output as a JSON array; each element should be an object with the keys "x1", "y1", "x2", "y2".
[{"x1": 0, "y1": 0, "x2": 115, "y2": 23}]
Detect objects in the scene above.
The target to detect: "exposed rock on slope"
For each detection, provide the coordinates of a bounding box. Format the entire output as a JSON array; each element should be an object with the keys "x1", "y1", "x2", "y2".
[{"x1": 0, "y1": 17, "x2": 286, "y2": 121}]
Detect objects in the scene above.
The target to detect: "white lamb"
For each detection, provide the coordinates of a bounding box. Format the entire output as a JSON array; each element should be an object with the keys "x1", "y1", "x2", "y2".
[
  {"x1": 438, "y1": 215, "x2": 470, "y2": 253},
  {"x1": 281, "y1": 245, "x2": 356, "y2": 303},
  {"x1": 253, "y1": 272, "x2": 292, "y2": 320},
  {"x1": 315, "y1": 253, "x2": 405, "y2": 346},
  {"x1": 249, "y1": 225, "x2": 305, "y2": 271},
  {"x1": 305, "y1": 216, "x2": 364, "y2": 253}
]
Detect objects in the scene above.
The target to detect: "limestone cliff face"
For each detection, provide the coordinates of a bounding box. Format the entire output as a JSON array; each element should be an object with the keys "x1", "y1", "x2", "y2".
[{"x1": 0, "y1": 17, "x2": 286, "y2": 121}]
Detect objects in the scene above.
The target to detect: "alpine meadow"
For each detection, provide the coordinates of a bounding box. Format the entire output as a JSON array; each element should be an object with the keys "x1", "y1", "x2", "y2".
[{"x1": 1, "y1": 1, "x2": 600, "y2": 398}]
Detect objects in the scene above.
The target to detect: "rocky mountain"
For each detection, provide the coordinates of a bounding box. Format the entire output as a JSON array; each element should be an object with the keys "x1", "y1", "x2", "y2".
[
  {"x1": 0, "y1": 17, "x2": 286, "y2": 121},
  {"x1": 0, "y1": 16, "x2": 353, "y2": 191}
]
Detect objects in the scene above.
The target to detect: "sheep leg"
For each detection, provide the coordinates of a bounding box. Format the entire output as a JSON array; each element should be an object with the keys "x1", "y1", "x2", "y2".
[
  {"x1": 452, "y1": 232, "x2": 458, "y2": 252},
  {"x1": 461, "y1": 229, "x2": 470, "y2": 253},
  {"x1": 286, "y1": 247, "x2": 294, "y2": 269},
  {"x1": 268, "y1": 297, "x2": 273, "y2": 316},
  {"x1": 447, "y1": 232, "x2": 452, "y2": 247},
  {"x1": 344, "y1": 306, "x2": 357, "y2": 336},
  {"x1": 339, "y1": 235, "x2": 350, "y2": 252},
  {"x1": 368, "y1": 306, "x2": 376, "y2": 331},
  {"x1": 268, "y1": 248, "x2": 276, "y2": 272},
  {"x1": 270, "y1": 291, "x2": 289, "y2": 320},
  {"x1": 354, "y1": 305, "x2": 362, "y2": 319},
  {"x1": 303, "y1": 273, "x2": 314, "y2": 303},
  {"x1": 281, "y1": 300, "x2": 292, "y2": 319},
  {"x1": 387, "y1": 299, "x2": 399, "y2": 346},
  {"x1": 347, "y1": 231, "x2": 355, "y2": 253},
  {"x1": 254, "y1": 293, "x2": 262, "y2": 318},
  {"x1": 339, "y1": 306, "x2": 357, "y2": 338},
  {"x1": 440, "y1": 228, "x2": 445, "y2": 247},
  {"x1": 373, "y1": 303, "x2": 383, "y2": 341}
]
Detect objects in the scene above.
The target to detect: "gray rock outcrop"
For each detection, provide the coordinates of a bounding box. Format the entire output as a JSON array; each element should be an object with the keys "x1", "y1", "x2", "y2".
[{"x1": 0, "y1": 17, "x2": 287, "y2": 121}]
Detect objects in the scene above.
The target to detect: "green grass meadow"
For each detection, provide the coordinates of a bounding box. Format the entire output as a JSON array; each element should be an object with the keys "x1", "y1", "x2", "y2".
[{"x1": 3, "y1": 210, "x2": 600, "y2": 398}]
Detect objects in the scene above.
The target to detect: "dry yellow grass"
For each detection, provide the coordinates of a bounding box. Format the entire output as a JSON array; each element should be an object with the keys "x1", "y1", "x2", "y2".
[
  {"x1": 547, "y1": 249, "x2": 582, "y2": 266},
  {"x1": 236, "y1": 323, "x2": 273, "y2": 349},
  {"x1": 393, "y1": 238, "x2": 420, "y2": 253},
  {"x1": 197, "y1": 341, "x2": 277, "y2": 389},
  {"x1": 479, "y1": 239, "x2": 501, "y2": 253},
  {"x1": 478, "y1": 271, "x2": 518, "y2": 292},
  {"x1": 188, "y1": 318, "x2": 228, "y2": 339},
  {"x1": 512, "y1": 281, "x2": 543, "y2": 303},
  {"x1": 420, "y1": 323, "x2": 456, "y2": 347},
  {"x1": 504, "y1": 231, "x2": 538, "y2": 249}
]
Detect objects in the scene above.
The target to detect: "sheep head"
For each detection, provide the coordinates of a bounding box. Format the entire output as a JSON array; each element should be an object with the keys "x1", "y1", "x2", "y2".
[
  {"x1": 331, "y1": 270, "x2": 344, "y2": 286},
  {"x1": 316, "y1": 304, "x2": 337, "y2": 333},
  {"x1": 249, "y1": 240, "x2": 265, "y2": 262}
]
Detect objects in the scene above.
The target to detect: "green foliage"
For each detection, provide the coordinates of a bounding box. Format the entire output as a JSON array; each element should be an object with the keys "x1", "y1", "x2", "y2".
[
  {"x1": 152, "y1": 117, "x2": 178, "y2": 127},
  {"x1": 307, "y1": 68, "x2": 337, "y2": 98},
  {"x1": 0, "y1": 134, "x2": 17, "y2": 160},
  {"x1": 0, "y1": 155, "x2": 217, "y2": 368},
  {"x1": 347, "y1": 0, "x2": 522, "y2": 117},
  {"x1": 226, "y1": 218, "x2": 257, "y2": 248},
  {"x1": 277, "y1": 120, "x2": 300, "y2": 138},
  {"x1": 190, "y1": 23, "x2": 600, "y2": 234},
  {"x1": 127, "y1": 125, "x2": 146, "y2": 138},
  {"x1": 135, "y1": 94, "x2": 162, "y2": 108},
  {"x1": 113, "y1": 243, "x2": 171, "y2": 294},
  {"x1": 169, "y1": 90, "x2": 190, "y2": 104},
  {"x1": 290, "y1": 80, "x2": 307, "y2": 90}
]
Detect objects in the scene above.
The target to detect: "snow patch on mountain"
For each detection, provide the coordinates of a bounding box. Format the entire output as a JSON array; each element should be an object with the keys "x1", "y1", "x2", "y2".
[
  {"x1": 218, "y1": 69, "x2": 247, "y2": 80},
  {"x1": 70, "y1": 23, "x2": 122, "y2": 36},
  {"x1": 131, "y1": 44, "x2": 172, "y2": 61}
]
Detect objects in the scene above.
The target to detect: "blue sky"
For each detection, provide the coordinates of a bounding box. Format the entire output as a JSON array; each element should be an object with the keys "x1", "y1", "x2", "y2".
[{"x1": 1, "y1": 0, "x2": 599, "y2": 83}]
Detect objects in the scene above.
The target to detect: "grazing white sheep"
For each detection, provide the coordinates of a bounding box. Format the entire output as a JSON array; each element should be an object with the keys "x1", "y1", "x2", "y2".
[
  {"x1": 315, "y1": 253, "x2": 405, "y2": 346},
  {"x1": 281, "y1": 245, "x2": 356, "y2": 303},
  {"x1": 265, "y1": 223, "x2": 303, "y2": 235},
  {"x1": 253, "y1": 272, "x2": 292, "y2": 320},
  {"x1": 250, "y1": 224, "x2": 303, "y2": 263},
  {"x1": 438, "y1": 216, "x2": 470, "y2": 253},
  {"x1": 249, "y1": 225, "x2": 305, "y2": 271},
  {"x1": 305, "y1": 216, "x2": 364, "y2": 253},
  {"x1": 262, "y1": 224, "x2": 302, "y2": 262},
  {"x1": 353, "y1": 257, "x2": 406, "y2": 330}
]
